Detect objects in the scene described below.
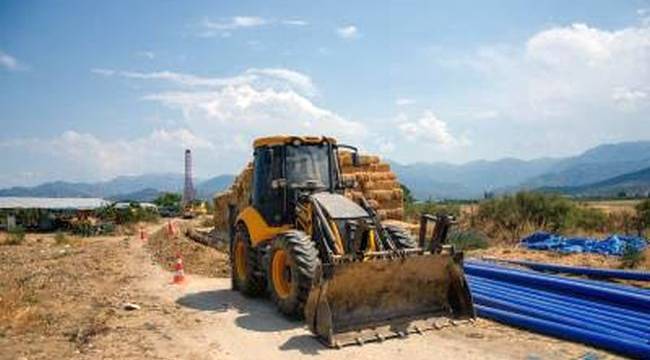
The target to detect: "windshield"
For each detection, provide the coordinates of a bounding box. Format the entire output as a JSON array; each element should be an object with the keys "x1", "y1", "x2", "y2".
[{"x1": 285, "y1": 144, "x2": 331, "y2": 188}]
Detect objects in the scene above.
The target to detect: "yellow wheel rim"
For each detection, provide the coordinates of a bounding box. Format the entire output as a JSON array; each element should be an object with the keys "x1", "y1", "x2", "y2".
[
  {"x1": 271, "y1": 249, "x2": 292, "y2": 299},
  {"x1": 234, "y1": 241, "x2": 247, "y2": 281}
]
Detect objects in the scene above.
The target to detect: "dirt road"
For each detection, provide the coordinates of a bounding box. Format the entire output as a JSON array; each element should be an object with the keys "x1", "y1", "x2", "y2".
[{"x1": 0, "y1": 223, "x2": 621, "y2": 359}]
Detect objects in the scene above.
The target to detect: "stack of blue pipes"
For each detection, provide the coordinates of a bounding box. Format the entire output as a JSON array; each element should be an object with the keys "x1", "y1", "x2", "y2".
[{"x1": 464, "y1": 260, "x2": 650, "y2": 359}]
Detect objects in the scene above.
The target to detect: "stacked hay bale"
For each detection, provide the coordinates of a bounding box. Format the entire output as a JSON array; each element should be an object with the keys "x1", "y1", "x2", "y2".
[
  {"x1": 213, "y1": 152, "x2": 404, "y2": 232},
  {"x1": 338, "y1": 152, "x2": 404, "y2": 221},
  {"x1": 212, "y1": 163, "x2": 253, "y2": 231}
]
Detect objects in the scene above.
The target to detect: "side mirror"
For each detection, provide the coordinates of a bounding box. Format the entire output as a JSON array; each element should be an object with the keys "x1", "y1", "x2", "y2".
[{"x1": 352, "y1": 152, "x2": 360, "y2": 167}]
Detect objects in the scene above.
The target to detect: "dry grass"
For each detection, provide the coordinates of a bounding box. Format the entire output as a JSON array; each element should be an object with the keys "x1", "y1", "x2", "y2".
[
  {"x1": 145, "y1": 222, "x2": 229, "y2": 278},
  {"x1": 581, "y1": 199, "x2": 641, "y2": 214}
]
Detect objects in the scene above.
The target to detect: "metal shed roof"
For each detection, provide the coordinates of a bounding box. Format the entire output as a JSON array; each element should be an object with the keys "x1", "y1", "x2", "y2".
[{"x1": 0, "y1": 197, "x2": 110, "y2": 210}]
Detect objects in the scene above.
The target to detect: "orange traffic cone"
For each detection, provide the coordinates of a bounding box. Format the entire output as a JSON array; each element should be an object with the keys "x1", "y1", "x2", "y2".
[
  {"x1": 139, "y1": 227, "x2": 147, "y2": 242},
  {"x1": 167, "y1": 221, "x2": 178, "y2": 238},
  {"x1": 171, "y1": 253, "x2": 186, "y2": 285}
]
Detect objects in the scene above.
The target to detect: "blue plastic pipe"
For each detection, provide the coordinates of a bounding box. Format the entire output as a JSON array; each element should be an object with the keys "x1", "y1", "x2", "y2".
[
  {"x1": 475, "y1": 305, "x2": 650, "y2": 359},
  {"x1": 465, "y1": 262, "x2": 650, "y2": 310},
  {"x1": 479, "y1": 257, "x2": 650, "y2": 281},
  {"x1": 470, "y1": 283, "x2": 650, "y2": 339},
  {"x1": 468, "y1": 277, "x2": 650, "y2": 333},
  {"x1": 472, "y1": 293, "x2": 646, "y2": 342},
  {"x1": 467, "y1": 275, "x2": 650, "y2": 324},
  {"x1": 468, "y1": 260, "x2": 650, "y2": 296}
]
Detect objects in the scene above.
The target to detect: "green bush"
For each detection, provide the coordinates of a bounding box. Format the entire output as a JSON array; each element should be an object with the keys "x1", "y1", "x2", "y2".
[
  {"x1": 566, "y1": 207, "x2": 607, "y2": 232},
  {"x1": 448, "y1": 229, "x2": 489, "y2": 251},
  {"x1": 475, "y1": 192, "x2": 575, "y2": 242},
  {"x1": 405, "y1": 201, "x2": 461, "y2": 221},
  {"x1": 5, "y1": 226, "x2": 26, "y2": 245},
  {"x1": 636, "y1": 199, "x2": 650, "y2": 235},
  {"x1": 620, "y1": 245, "x2": 645, "y2": 269},
  {"x1": 95, "y1": 203, "x2": 159, "y2": 225}
]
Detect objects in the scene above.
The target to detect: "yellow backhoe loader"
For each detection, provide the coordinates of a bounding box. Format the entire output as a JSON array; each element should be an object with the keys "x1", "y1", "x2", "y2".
[{"x1": 228, "y1": 135, "x2": 474, "y2": 347}]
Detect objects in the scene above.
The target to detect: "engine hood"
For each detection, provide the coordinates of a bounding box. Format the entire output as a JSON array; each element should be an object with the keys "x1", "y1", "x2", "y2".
[{"x1": 311, "y1": 192, "x2": 369, "y2": 219}]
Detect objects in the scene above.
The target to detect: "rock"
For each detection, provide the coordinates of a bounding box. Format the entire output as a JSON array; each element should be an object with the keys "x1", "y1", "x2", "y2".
[{"x1": 123, "y1": 302, "x2": 141, "y2": 311}]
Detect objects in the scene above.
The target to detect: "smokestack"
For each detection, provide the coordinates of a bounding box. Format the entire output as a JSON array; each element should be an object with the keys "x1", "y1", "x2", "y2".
[{"x1": 183, "y1": 149, "x2": 195, "y2": 206}]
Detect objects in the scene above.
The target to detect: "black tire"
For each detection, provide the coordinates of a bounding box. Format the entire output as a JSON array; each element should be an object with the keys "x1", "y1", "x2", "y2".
[
  {"x1": 231, "y1": 223, "x2": 266, "y2": 297},
  {"x1": 384, "y1": 224, "x2": 418, "y2": 249},
  {"x1": 267, "y1": 230, "x2": 319, "y2": 319}
]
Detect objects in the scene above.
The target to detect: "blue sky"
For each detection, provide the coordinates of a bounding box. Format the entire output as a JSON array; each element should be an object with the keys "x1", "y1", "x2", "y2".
[{"x1": 1, "y1": 1, "x2": 650, "y2": 187}]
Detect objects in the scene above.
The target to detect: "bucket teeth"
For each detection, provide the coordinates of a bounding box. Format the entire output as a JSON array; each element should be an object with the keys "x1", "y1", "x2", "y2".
[{"x1": 304, "y1": 252, "x2": 475, "y2": 348}]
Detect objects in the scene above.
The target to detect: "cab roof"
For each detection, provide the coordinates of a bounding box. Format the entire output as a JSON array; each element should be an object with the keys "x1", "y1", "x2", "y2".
[{"x1": 253, "y1": 135, "x2": 337, "y2": 148}]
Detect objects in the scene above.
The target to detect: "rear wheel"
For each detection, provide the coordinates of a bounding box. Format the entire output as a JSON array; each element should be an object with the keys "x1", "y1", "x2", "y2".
[
  {"x1": 268, "y1": 231, "x2": 319, "y2": 319},
  {"x1": 231, "y1": 223, "x2": 265, "y2": 296},
  {"x1": 384, "y1": 224, "x2": 418, "y2": 249}
]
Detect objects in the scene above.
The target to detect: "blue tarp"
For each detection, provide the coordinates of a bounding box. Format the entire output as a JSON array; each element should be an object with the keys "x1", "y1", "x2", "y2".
[{"x1": 521, "y1": 232, "x2": 647, "y2": 256}]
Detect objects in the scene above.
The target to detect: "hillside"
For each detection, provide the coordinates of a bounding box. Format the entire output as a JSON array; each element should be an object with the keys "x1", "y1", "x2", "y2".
[
  {"x1": 393, "y1": 141, "x2": 650, "y2": 200},
  {"x1": 2, "y1": 141, "x2": 649, "y2": 201},
  {"x1": 522, "y1": 141, "x2": 650, "y2": 188},
  {"x1": 391, "y1": 158, "x2": 561, "y2": 200},
  {"x1": 195, "y1": 175, "x2": 236, "y2": 199},
  {"x1": 542, "y1": 167, "x2": 650, "y2": 197},
  {"x1": 0, "y1": 173, "x2": 234, "y2": 201}
]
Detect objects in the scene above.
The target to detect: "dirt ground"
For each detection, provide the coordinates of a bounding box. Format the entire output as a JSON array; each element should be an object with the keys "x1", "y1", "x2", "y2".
[{"x1": 0, "y1": 220, "x2": 626, "y2": 359}]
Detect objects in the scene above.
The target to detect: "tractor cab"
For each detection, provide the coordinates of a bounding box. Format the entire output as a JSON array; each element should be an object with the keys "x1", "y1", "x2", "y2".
[{"x1": 250, "y1": 136, "x2": 357, "y2": 226}]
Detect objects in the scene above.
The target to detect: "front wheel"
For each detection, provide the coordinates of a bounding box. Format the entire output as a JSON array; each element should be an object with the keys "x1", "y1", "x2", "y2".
[
  {"x1": 231, "y1": 223, "x2": 265, "y2": 296},
  {"x1": 267, "y1": 230, "x2": 319, "y2": 319}
]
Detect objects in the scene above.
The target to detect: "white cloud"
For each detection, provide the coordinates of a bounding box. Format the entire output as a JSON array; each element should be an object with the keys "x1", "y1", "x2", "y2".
[
  {"x1": 0, "y1": 50, "x2": 26, "y2": 71},
  {"x1": 198, "y1": 16, "x2": 310, "y2": 37},
  {"x1": 92, "y1": 67, "x2": 316, "y2": 95},
  {"x1": 0, "y1": 129, "x2": 215, "y2": 183},
  {"x1": 611, "y1": 86, "x2": 648, "y2": 111},
  {"x1": 396, "y1": 98, "x2": 416, "y2": 106},
  {"x1": 199, "y1": 16, "x2": 269, "y2": 38},
  {"x1": 337, "y1": 25, "x2": 359, "y2": 39},
  {"x1": 422, "y1": 22, "x2": 650, "y2": 161},
  {"x1": 475, "y1": 23, "x2": 650, "y2": 117},
  {"x1": 397, "y1": 111, "x2": 460, "y2": 147},
  {"x1": 203, "y1": 16, "x2": 268, "y2": 30},
  {"x1": 90, "y1": 66, "x2": 366, "y2": 169},
  {"x1": 282, "y1": 19, "x2": 308, "y2": 26},
  {"x1": 91, "y1": 68, "x2": 116, "y2": 76},
  {"x1": 136, "y1": 51, "x2": 156, "y2": 59}
]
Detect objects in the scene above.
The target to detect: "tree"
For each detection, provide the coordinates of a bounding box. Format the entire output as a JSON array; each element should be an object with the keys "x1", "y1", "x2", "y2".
[
  {"x1": 154, "y1": 192, "x2": 182, "y2": 208},
  {"x1": 400, "y1": 183, "x2": 416, "y2": 205},
  {"x1": 635, "y1": 198, "x2": 650, "y2": 236}
]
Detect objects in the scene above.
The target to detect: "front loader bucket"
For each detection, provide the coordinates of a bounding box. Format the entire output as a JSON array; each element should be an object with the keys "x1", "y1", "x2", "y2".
[{"x1": 304, "y1": 253, "x2": 474, "y2": 347}]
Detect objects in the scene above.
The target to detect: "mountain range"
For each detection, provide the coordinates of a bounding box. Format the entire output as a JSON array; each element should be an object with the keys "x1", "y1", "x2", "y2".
[
  {"x1": 1, "y1": 141, "x2": 649, "y2": 201},
  {"x1": 0, "y1": 174, "x2": 235, "y2": 202},
  {"x1": 389, "y1": 141, "x2": 650, "y2": 199}
]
